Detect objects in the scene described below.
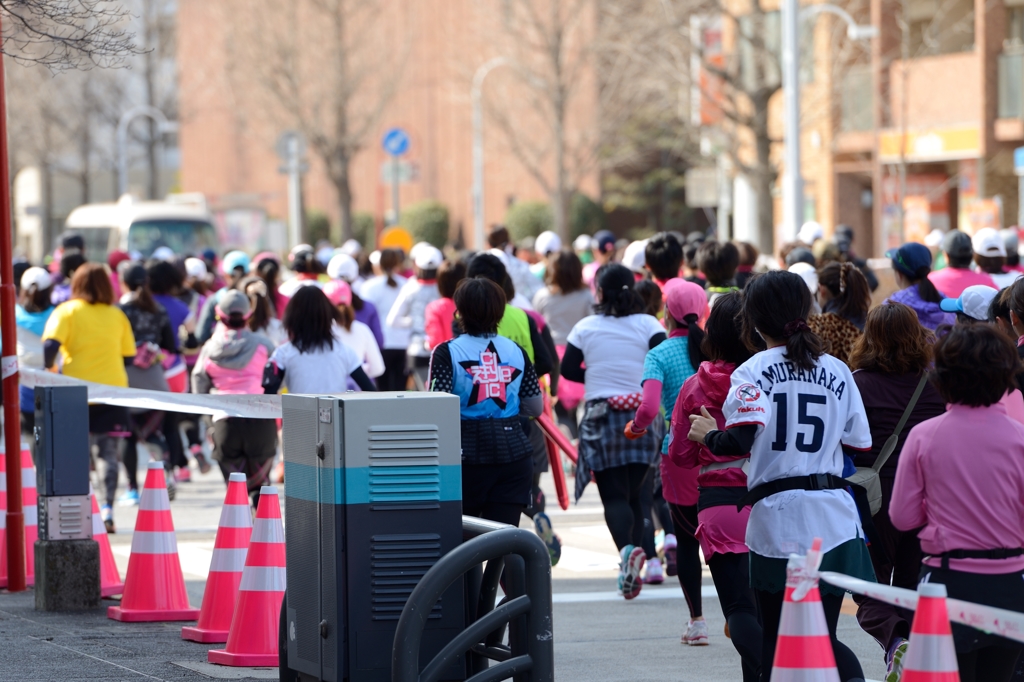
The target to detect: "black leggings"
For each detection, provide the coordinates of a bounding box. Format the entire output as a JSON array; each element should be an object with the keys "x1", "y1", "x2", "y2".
[
  {"x1": 708, "y1": 552, "x2": 762, "y2": 682},
  {"x1": 641, "y1": 472, "x2": 674, "y2": 558},
  {"x1": 668, "y1": 502, "x2": 703, "y2": 619},
  {"x1": 593, "y1": 463, "x2": 651, "y2": 551},
  {"x1": 379, "y1": 349, "x2": 408, "y2": 391},
  {"x1": 759, "y1": 588, "x2": 864, "y2": 682},
  {"x1": 463, "y1": 502, "x2": 523, "y2": 528}
]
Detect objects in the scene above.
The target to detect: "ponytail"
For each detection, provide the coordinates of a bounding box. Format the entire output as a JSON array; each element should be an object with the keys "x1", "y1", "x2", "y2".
[
  {"x1": 594, "y1": 264, "x2": 645, "y2": 317},
  {"x1": 914, "y1": 267, "x2": 943, "y2": 304},
  {"x1": 783, "y1": 319, "x2": 824, "y2": 372},
  {"x1": 818, "y1": 261, "x2": 871, "y2": 321},
  {"x1": 683, "y1": 313, "x2": 707, "y2": 368}
]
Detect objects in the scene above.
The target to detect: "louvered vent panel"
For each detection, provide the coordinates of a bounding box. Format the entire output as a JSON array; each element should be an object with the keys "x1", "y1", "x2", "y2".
[
  {"x1": 368, "y1": 425, "x2": 440, "y2": 503},
  {"x1": 370, "y1": 533, "x2": 442, "y2": 621}
]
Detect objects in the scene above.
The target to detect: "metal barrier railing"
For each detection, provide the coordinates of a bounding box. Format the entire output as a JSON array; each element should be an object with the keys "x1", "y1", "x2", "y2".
[{"x1": 391, "y1": 521, "x2": 554, "y2": 682}]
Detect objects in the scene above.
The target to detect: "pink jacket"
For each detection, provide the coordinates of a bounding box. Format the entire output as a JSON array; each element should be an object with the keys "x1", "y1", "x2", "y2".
[
  {"x1": 669, "y1": 360, "x2": 749, "y2": 489},
  {"x1": 191, "y1": 325, "x2": 275, "y2": 396}
]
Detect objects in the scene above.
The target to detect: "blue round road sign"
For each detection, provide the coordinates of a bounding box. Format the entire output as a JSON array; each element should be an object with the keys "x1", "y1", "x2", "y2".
[{"x1": 382, "y1": 128, "x2": 410, "y2": 156}]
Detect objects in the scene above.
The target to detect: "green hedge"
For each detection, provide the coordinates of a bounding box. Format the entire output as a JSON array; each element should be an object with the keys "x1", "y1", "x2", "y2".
[
  {"x1": 506, "y1": 201, "x2": 553, "y2": 241},
  {"x1": 353, "y1": 211, "x2": 375, "y2": 249},
  {"x1": 571, "y1": 193, "x2": 606, "y2": 239},
  {"x1": 306, "y1": 210, "x2": 331, "y2": 244},
  {"x1": 400, "y1": 200, "x2": 450, "y2": 248}
]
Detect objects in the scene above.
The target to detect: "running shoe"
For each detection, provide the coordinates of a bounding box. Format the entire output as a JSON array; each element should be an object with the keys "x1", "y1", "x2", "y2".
[
  {"x1": 644, "y1": 557, "x2": 664, "y2": 584},
  {"x1": 618, "y1": 545, "x2": 646, "y2": 600},
  {"x1": 117, "y1": 488, "x2": 140, "y2": 507},
  {"x1": 663, "y1": 533, "x2": 678, "y2": 577},
  {"x1": 682, "y1": 618, "x2": 709, "y2": 646},
  {"x1": 885, "y1": 637, "x2": 908, "y2": 682},
  {"x1": 101, "y1": 505, "x2": 115, "y2": 534},
  {"x1": 165, "y1": 471, "x2": 177, "y2": 502},
  {"x1": 174, "y1": 467, "x2": 192, "y2": 483},
  {"x1": 533, "y1": 512, "x2": 561, "y2": 567},
  {"x1": 191, "y1": 446, "x2": 212, "y2": 475}
]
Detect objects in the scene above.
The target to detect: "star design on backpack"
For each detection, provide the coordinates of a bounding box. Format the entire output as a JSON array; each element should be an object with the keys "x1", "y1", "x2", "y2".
[{"x1": 459, "y1": 341, "x2": 522, "y2": 409}]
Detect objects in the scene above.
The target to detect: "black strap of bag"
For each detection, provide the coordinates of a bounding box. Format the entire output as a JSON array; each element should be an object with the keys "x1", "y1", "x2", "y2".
[
  {"x1": 937, "y1": 548, "x2": 1024, "y2": 570},
  {"x1": 871, "y1": 374, "x2": 929, "y2": 474}
]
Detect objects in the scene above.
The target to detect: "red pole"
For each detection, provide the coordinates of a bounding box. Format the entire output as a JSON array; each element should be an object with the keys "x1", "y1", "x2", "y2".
[{"x1": 0, "y1": 24, "x2": 27, "y2": 592}]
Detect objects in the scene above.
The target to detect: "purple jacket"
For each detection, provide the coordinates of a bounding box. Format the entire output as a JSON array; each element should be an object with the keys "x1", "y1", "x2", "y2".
[
  {"x1": 885, "y1": 285, "x2": 954, "y2": 330},
  {"x1": 356, "y1": 300, "x2": 384, "y2": 350}
]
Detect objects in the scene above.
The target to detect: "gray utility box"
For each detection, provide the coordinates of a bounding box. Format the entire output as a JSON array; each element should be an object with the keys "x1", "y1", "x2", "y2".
[
  {"x1": 282, "y1": 392, "x2": 465, "y2": 682},
  {"x1": 34, "y1": 386, "x2": 91, "y2": 541}
]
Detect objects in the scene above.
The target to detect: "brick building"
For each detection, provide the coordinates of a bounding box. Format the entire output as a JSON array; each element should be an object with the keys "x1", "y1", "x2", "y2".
[{"x1": 176, "y1": 0, "x2": 600, "y2": 251}]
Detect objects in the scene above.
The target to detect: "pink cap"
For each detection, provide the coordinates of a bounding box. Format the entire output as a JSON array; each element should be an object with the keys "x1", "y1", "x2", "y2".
[
  {"x1": 323, "y1": 279, "x2": 352, "y2": 307},
  {"x1": 663, "y1": 279, "x2": 708, "y2": 324}
]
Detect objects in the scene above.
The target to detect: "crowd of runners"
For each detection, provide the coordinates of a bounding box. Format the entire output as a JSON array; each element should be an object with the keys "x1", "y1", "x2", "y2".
[{"x1": 12, "y1": 221, "x2": 1024, "y2": 682}]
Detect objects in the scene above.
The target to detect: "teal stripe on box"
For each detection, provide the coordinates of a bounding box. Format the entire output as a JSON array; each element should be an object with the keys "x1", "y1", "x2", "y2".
[{"x1": 283, "y1": 462, "x2": 461, "y2": 504}]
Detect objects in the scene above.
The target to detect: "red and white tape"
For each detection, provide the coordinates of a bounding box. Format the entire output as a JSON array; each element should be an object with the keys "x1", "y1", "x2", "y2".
[
  {"x1": 820, "y1": 571, "x2": 1024, "y2": 644},
  {"x1": 20, "y1": 368, "x2": 282, "y2": 420}
]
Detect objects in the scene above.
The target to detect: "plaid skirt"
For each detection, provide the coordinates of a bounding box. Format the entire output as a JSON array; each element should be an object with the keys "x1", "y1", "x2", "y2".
[{"x1": 575, "y1": 399, "x2": 661, "y2": 501}]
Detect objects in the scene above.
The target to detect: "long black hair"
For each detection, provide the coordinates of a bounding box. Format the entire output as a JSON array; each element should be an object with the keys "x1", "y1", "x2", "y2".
[
  {"x1": 701, "y1": 290, "x2": 757, "y2": 365},
  {"x1": 594, "y1": 263, "x2": 645, "y2": 317},
  {"x1": 742, "y1": 271, "x2": 823, "y2": 371},
  {"x1": 817, "y1": 261, "x2": 871, "y2": 323},
  {"x1": 283, "y1": 285, "x2": 342, "y2": 354}
]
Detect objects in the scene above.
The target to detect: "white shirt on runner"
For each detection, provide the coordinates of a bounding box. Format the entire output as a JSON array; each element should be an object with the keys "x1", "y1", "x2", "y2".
[
  {"x1": 269, "y1": 327, "x2": 363, "y2": 395},
  {"x1": 722, "y1": 345, "x2": 872, "y2": 558},
  {"x1": 566, "y1": 313, "x2": 665, "y2": 401}
]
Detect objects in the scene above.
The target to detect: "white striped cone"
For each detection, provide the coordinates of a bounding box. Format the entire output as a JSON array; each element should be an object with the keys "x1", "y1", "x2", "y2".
[
  {"x1": 209, "y1": 486, "x2": 285, "y2": 667},
  {"x1": 771, "y1": 554, "x2": 840, "y2": 682},
  {"x1": 90, "y1": 485, "x2": 123, "y2": 597},
  {"x1": 903, "y1": 583, "x2": 960, "y2": 682},
  {"x1": 20, "y1": 444, "x2": 36, "y2": 585},
  {"x1": 108, "y1": 461, "x2": 199, "y2": 621},
  {"x1": 182, "y1": 473, "x2": 252, "y2": 643}
]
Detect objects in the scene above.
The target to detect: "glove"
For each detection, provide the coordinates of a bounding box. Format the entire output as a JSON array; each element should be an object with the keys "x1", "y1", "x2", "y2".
[{"x1": 623, "y1": 420, "x2": 647, "y2": 440}]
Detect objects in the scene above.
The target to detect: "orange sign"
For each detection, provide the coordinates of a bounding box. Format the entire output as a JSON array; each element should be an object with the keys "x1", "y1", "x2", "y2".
[
  {"x1": 879, "y1": 127, "x2": 980, "y2": 162},
  {"x1": 903, "y1": 196, "x2": 931, "y2": 245}
]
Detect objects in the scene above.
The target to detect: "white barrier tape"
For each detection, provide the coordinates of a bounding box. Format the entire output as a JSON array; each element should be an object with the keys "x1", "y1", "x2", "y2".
[
  {"x1": 239, "y1": 566, "x2": 287, "y2": 592},
  {"x1": 820, "y1": 571, "x2": 1024, "y2": 644},
  {"x1": 209, "y1": 548, "x2": 248, "y2": 573},
  {"x1": 20, "y1": 368, "x2": 282, "y2": 420},
  {"x1": 2, "y1": 355, "x2": 18, "y2": 380}
]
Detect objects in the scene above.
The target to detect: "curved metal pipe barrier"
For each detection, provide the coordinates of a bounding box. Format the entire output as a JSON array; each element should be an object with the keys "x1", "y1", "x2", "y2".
[{"x1": 392, "y1": 524, "x2": 554, "y2": 682}]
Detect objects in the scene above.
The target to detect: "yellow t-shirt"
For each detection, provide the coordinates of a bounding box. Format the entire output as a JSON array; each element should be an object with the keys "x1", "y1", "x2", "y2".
[{"x1": 42, "y1": 300, "x2": 136, "y2": 387}]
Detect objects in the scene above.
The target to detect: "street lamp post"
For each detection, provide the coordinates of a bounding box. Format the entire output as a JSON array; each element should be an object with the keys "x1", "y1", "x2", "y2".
[
  {"x1": 117, "y1": 105, "x2": 178, "y2": 198},
  {"x1": 781, "y1": 3, "x2": 877, "y2": 242},
  {"x1": 472, "y1": 57, "x2": 506, "y2": 251}
]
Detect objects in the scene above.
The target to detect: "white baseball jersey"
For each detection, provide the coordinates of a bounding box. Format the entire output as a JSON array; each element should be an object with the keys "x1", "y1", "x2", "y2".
[{"x1": 723, "y1": 346, "x2": 872, "y2": 558}]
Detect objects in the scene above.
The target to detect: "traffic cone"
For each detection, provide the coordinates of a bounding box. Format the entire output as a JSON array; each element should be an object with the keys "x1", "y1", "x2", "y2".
[
  {"x1": 20, "y1": 444, "x2": 36, "y2": 586},
  {"x1": 182, "y1": 473, "x2": 252, "y2": 643},
  {"x1": 108, "y1": 461, "x2": 199, "y2": 622},
  {"x1": 209, "y1": 486, "x2": 285, "y2": 666},
  {"x1": 902, "y1": 582, "x2": 960, "y2": 682},
  {"x1": 90, "y1": 485, "x2": 123, "y2": 597},
  {"x1": 771, "y1": 552, "x2": 840, "y2": 682},
  {"x1": 0, "y1": 447, "x2": 7, "y2": 589}
]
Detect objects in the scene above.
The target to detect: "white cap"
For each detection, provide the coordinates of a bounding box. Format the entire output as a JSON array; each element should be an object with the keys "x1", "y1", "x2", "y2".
[
  {"x1": 486, "y1": 248, "x2": 511, "y2": 268},
  {"x1": 939, "y1": 284, "x2": 999, "y2": 320},
  {"x1": 369, "y1": 250, "x2": 382, "y2": 266},
  {"x1": 327, "y1": 253, "x2": 359, "y2": 282},
  {"x1": 20, "y1": 266, "x2": 52, "y2": 291},
  {"x1": 925, "y1": 229, "x2": 945, "y2": 248},
  {"x1": 573, "y1": 234, "x2": 592, "y2": 252},
  {"x1": 410, "y1": 241, "x2": 431, "y2": 261},
  {"x1": 972, "y1": 227, "x2": 1007, "y2": 257},
  {"x1": 788, "y1": 262, "x2": 818, "y2": 294},
  {"x1": 534, "y1": 231, "x2": 562, "y2": 256},
  {"x1": 184, "y1": 257, "x2": 208, "y2": 279},
  {"x1": 797, "y1": 221, "x2": 824, "y2": 245},
  {"x1": 622, "y1": 239, "x2": 649, "y2": 274},
  {"x1": 414, "y1": 245, "x2": 443, "y2": 270},
  {"x1": 341, "y1": 239, "x2": 362, "y2": 256},
  {"x1": 152, "y1": 246, "x2": 175, "y2": 261}
]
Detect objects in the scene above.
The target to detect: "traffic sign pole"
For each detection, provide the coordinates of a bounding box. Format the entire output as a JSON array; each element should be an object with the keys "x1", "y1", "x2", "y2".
[{"x1": 381, "y1": 128, "x2": 410, "y2": 228}]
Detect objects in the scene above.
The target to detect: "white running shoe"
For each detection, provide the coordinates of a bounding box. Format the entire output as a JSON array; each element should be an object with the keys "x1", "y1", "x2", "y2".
[
  {"x1": 682, "y1": 618, "x2": 710, "y2": 646},
  {"x1": 618, "y1": 545, "x2": 646, "y2": 600},
  {"x1": 644, "y1": 557, "x2": 664, "y2": 585}
]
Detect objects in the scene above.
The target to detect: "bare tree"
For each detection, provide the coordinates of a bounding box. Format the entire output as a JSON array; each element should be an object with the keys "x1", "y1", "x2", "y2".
[
  {"x1": 1, "y1": 0, "x2": 137, "y2": 69},
  {"x1": 486, "y1": 0, "x2": 599, "y2": 241},
  {"x1": 222, "y1": 0, "x2": 409, "y2": 242}
]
